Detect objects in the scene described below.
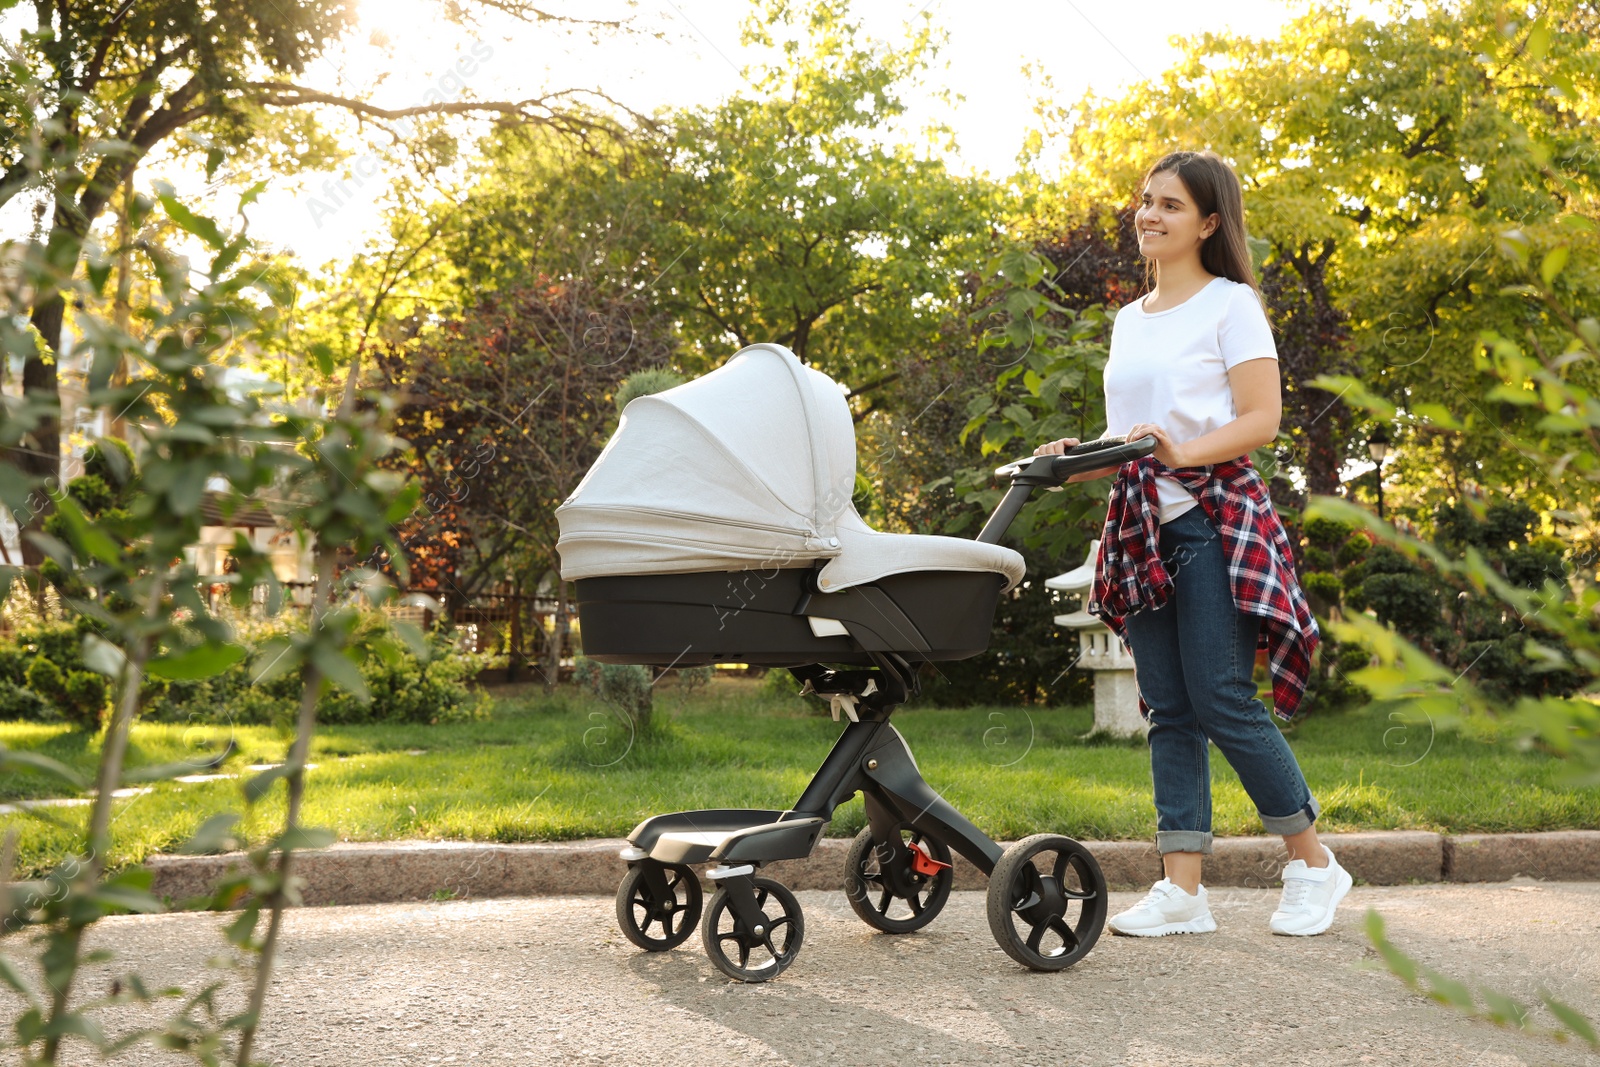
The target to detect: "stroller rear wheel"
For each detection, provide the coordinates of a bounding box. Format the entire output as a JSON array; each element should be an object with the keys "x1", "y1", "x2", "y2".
[
  {"x1": 616, "y1": 861, "x2": 703, "y2": 951},
  {"x1": 700, "y1": 876, "x2": 805, "y2": 982},
  {"x1": 844, "y1": 824, "x2": 953, "y2": 933},
  {"x1": 986, "y1": 833, "x2": 1107, "y2": 971}
]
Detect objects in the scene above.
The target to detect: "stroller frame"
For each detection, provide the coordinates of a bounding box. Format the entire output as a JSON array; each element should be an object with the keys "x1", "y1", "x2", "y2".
[{"x1": 603, "y1": 437, "x2": 1155, "y2": 981}]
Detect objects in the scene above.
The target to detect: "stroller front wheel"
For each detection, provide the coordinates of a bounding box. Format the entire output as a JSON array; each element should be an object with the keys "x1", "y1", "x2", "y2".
[
  {"x1": 844, "y1": 824, "x2": 953, "y2": 934},
  {"x1": 616, "y1": 861, "x2": 703, "y2": 951},
  {"x1": 701, "y1": 876, "x2": 805, "y2": 982},
  {"x1": 986, "y1": 833, "x2": 1107, "y2": 971}
]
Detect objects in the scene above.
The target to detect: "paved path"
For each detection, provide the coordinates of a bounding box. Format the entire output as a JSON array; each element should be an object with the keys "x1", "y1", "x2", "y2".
[{"x1": 66, "y1": 881, "x2": 1600, "y2": 1066}]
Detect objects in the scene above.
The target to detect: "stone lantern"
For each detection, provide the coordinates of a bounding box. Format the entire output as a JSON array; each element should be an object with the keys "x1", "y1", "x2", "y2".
[{"x1": 1046, "y1": 539, "x2": 1149, "y2": 739}]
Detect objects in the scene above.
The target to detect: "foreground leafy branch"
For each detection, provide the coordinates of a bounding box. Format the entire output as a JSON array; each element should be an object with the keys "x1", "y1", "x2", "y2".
[
  {"x1": 1320, "y1": 12, "x2": 1600, "y2": 1048},
  {"x1": 1361, "y1": 909, "x2": 1598, "y2": 1051},
  {"x1": 0, "y1": 176, "x2": 415, "y2": 1062}
]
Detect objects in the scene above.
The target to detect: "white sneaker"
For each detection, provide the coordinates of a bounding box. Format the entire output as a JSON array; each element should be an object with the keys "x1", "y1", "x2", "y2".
[
  {"x1": 1107, "y1": 877, "x2": 1217, "y2": 937},
  {"x1": 1269, "y1": 843, "x2": 1353, "y2": 936}
]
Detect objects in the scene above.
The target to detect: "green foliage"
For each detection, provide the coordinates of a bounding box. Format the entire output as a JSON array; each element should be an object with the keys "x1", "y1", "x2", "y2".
[
  {"x1": 60, "y1": 671, "x2": 109, "y2": 732},
  {"x1": 850, "y1": 472, "x2": 883, "y2": 528},
  {"x1": 453, "y1": 0, "x2": 997, "y2": 401},
  {"x1": 1322, "y1": 503, "x2": 1591, "y2": 706},
  {"x1": 757, "y1": 665, "x2": 801, "y2": 698},
  {"x1": 951, "y1": 248, "x2": 1116, "y2": 560},
  {"x1": 0, "y1": 682, "x2": 49, "y2": 721},
  {"x1": 1362, "y1": 566, "x2": 1442, "y2": 635},
  {"x1": 142, "y1": 616, "x2": 490, "y2": 727},
  {"x1": 614, "y1": 368, "x2": 686, "y2": 413},
  {"x1": 370, "y1": 274, "x2": 679, "y2": 599},
  {"x1": 677, "y1": 665, "x2": 714, "y2": 693},
  {"x1": 1301, "y1": 516, "x2": 1352, "y2": 548},
  {"x1": 1060, "y1": 0, "x2": 1600, "y2": 526},
  {"x1": 0, "y1": 623, "x2": 107, "y2": 730},
  {"x1": 80, "y1": 438, "x2": 138, "y2": 487},
  {"x1": 1301, "y1": 571, "x2": 1342, "y2": 609},
  {"x1": 917, "y1": 564, "x2": 1093, "y2": 709},
  {"x1": 1336, "y1": 532, "x2": 1370, "y2": 567}
]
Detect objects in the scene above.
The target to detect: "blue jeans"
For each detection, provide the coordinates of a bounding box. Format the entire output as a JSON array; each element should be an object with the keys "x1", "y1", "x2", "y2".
[{"x1": 1121, "y1": 504, "x2": 1320, "y2": 855}]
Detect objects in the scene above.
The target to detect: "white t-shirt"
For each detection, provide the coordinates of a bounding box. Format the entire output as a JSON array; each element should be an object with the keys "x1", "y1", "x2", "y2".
[{"x1": 1102, "y1": 276, "x2": 1278, "y2": 523}]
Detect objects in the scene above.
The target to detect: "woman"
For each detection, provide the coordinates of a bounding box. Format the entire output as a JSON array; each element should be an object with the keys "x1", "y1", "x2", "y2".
[{"x1": 1035, "y1": 150, "x2": 1350, "y2": 937}]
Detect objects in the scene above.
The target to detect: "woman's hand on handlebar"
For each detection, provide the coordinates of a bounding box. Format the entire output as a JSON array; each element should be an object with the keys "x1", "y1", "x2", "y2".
[{"x1": 1034, "y1": 437, "x2": 1117, "y2": 484}]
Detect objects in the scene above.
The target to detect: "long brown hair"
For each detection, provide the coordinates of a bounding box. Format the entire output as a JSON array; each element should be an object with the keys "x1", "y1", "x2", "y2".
[{"x1": 1138, "y1": 150, "x2": 1262, "y2": 305}]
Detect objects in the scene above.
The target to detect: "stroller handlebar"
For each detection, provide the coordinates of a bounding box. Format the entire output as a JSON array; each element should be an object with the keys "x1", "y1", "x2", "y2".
[
  {"x1": 975, "y1": 435, "x2": 1157, "y2": 546},
  {"x1": 992, "y1": 434, "x2": 1158, "y2": 486}
]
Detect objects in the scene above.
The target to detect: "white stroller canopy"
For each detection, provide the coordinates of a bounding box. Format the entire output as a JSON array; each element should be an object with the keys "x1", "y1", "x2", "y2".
[{"x1": 555, "y1": 343, "x2": 1024, "y2": 593}]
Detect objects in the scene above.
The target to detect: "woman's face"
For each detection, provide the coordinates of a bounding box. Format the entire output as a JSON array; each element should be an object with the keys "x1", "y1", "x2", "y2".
[{"x1": 1135, "y1": 170, "x2": 1218, "y2": 263}]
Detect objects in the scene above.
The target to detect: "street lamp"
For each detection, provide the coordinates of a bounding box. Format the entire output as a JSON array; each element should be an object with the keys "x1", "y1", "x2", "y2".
[{"x1": 1367, "y1": 424, "x2": 1391, "y2": 520}]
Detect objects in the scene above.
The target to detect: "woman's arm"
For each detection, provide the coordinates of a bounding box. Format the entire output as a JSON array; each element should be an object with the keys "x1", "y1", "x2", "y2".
[
  {"x1": 1128, "y1": 358, "x2": 1283, "y2": 468},
  {"x1": 1064, "y1": 464, "x2": 1120, "y2": 483},
  {"x1": 1034, "y1": 436, "x2": 1122, "y2": 483}
]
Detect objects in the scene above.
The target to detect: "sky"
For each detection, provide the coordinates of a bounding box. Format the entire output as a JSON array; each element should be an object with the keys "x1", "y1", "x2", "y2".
[
  {"x1": 221, "y1": 0, "x2": 1387, "y2": 271},
  {"x1": 0, "y1": 0, "x2": 1403, "y2": 270}
]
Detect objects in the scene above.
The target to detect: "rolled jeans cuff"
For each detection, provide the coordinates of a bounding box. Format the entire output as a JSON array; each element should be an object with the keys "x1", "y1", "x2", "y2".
[
  {"x1": 1259, "y1": 794, "x2": 1320, "y2": 836},
  {"x1": 1156, "y1": 830, "x2": 1213, "y2": 855}
]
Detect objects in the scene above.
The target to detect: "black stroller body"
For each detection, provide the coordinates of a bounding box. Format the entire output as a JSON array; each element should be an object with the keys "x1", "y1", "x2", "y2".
[{"x1": 556, "y1": 343, "x2": 1155, "y2": 981}]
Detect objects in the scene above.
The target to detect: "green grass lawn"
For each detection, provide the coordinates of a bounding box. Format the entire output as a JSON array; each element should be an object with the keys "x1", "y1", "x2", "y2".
[{"x1": 2, "y1": 677, "x2": 1596, "y2": 878}]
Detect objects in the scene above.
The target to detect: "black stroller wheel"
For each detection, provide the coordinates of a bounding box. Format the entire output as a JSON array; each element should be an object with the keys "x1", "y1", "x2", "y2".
[
  {"x1": 616, "y1": 861, "x2": 703, "y2": 951},
  {"x1": 700, "y1": 877, "x2": 805, "y2": 982},
  {"x1": 844, "y1": 824, "x2": 953, "y2": 934},
  {"x1": 986, "y1": 833, "x2": 1107, "y2": 971}
]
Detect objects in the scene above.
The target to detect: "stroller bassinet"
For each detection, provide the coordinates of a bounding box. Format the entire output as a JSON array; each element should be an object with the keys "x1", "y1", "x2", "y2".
[
  {"x1": 557, "y1": 343, "x2": 1025, "y2": 666},
  {"x1": 556, "y1": 343, "x2": 1155, "y2": 982}
]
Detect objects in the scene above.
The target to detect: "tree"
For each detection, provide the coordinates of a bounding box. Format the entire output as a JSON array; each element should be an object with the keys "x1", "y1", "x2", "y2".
[
  {"x1": 369, "y1": 273, "x2": 677, "y2": 624},
  {"x1": 1, "y1": 0, "x2": 642, "y2": 562},
  {"x1": 1051, "y1": 0, "x2": 1600, "y2": 531},
  {"x1": 446, "y1": 0, "x2": 1001, "y2": 417}
]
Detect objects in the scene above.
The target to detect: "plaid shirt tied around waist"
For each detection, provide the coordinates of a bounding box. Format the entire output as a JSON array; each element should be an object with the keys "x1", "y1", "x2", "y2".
[{"x1": 1085, "y1": 454, "x2": 1320, "y2": 723}]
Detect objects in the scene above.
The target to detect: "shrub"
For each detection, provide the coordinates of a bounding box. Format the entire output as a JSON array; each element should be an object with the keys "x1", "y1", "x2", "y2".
[
  {"x1": 62, "y1": 671, "x2": 109, "y2": 731},
  {"x1": 1302, "y1": 571, "x2": 1343, "y2": 612},
  {"x1": 1363, "y1": 571, "x2": 1444, "y2": 636},
  {"x1": 1336, "y1": 532, "x2": 1371, "y2": 567},
  {"x1": 573, "y1": 655, "x2": 654, "y2": 731},
  {"x1": 142, "y1": 614, "x2": 491, "y2": 727},
  {"x1": 571, "y1": 655, "x2": 602, "y2": 693},
  {"x1": 314, "y1": 621, "x2": 492, "y2": 726},
  {"x1": 24, "y1": 657, "x2": 64, "y2": 708},
  {"x1": 678, "y1": 665, "x2": 714, "y2": 692},
  {"x1": 0, "y1": 622, "x2": 101, "y2": 726},
  {"x1": 81, "y1": 436, "x2": 137, "y2": 486},
  {"x1": 757, "y1": 666, "x2": 837, "y2": 715},
  {"x1": 613, "y1": 368, "x2": 686, "y2": 413},
  {"x1": 25, "y1": 655, "x2": 107, "y2": 731},
  {"x1": 0, "y1": 644, "x2": 29, "y2": 688},
  {"x1": 0, "y1": 681, "x2": 51, "y2": 722},
  {"x1": 1300, "y1": 631, "x2": 1371, "y2": 713},
  {"x1": 1301, "y1": 546, "x2": 1335, "y2": 573},
  {"x1": 1332, "y1": 500, "x2": 1590, "y2": 704},
  {"x1": 1302, "y1": 515, "x2": 1355, "y2": 548},
  {"x1": 758, "y1": 665, "x2": 802, "y2": 699}
]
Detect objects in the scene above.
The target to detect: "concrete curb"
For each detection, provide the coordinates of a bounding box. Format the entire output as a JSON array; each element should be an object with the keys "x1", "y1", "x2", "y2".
[{"x1": 145, "y1": 829, "x2": 1600, "y2": 908}]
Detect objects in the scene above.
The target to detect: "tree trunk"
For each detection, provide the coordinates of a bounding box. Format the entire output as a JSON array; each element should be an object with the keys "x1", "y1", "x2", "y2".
[
  {"x1": 1302, "y1": 384, "x2": 1345, "y2": 499},
  {"x1": 508, "y1": 578, "x2": 523, "y2": 684},
  {"x1": 17, "y1": 289, "x2": 64, "y2": 565},
  {"x1": 546, "y1": 578, "x2": 569, "y2": 690}
]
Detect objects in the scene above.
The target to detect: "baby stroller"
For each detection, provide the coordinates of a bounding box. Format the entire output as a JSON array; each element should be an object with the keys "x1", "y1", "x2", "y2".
[{"x1": 555, "y1": 343, "x2": 1156, "y2": 982}]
